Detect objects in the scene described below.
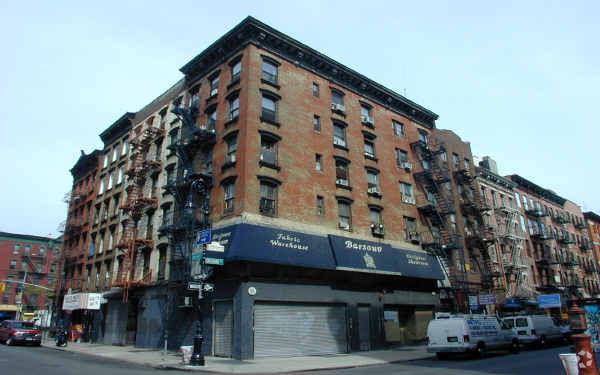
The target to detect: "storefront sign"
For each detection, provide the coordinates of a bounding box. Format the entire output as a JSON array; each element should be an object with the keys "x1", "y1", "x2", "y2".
[
  {"x1": 329, "y1": 235, "x2": 397, "y2": 274},
  {"x1": 62, "y1": 293, "x2": 104, "y2": 310},
  {"x1": 478, "y1": 294, "x2": 496, "y2": 305},
  {"x1": 63, "y1": 293, "x2": 83, "y2": 310},
  {"x1": 394, "y1": 248, "x2": 444, "y2": 280}
]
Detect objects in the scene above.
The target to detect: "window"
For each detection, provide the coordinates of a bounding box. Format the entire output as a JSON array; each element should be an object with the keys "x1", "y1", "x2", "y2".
[
  {"x1": 370, "y1": 208, "x2": 384, "y2": 236},
  {"x1": 117, "y1": 166, "x2": 123, "y2": 184},
  {"x1": 364, "y1": 138, "x2": 376, "y2": 159},
  {"x1": 395, "y1": 149, "x2": 409, "y2": 167},
  {"x1": 515, "y1": 193, "x2": 521, "y2": 208},
  {"x1": 360, "y1": 105, "x2": 374, "y2": 126},
  {"x1": 158, "y1": 248, "x2": 166, "y2": 280},
  {"x1": 98, "y1": 178, "x2": 105, "y2": 195},
  {"x1": 418, "y1": 129, "x2": 428, "y2": 144},
  {"x1": 313, "y1": 115, "x2": 321, "y2": 132},
  {"x1": 39, "y1": 247, "x2": 45, "y2": 256},
  {"x1": 400, "y1": 182, "x2": 414, "y2": 204},
  {"x1": 24, "y1": 245, "x2": 31, "y2": 255},
  {"x1": 98, "y1": 233, "x2": 104, "y2": 254},
  {"x1": 312, "y1": 83, "x2": 319, "y2": 97},
  {"x1": 208, "y1": 108, "x2": 217, "y2": 129},
  {"x1": 405, "y1": 217, "x2": 417, "y2": 241},
  {"x1": 259, "y1": 182, "x2": 277, "y2": 216},
  {"x1": 231, "y1": 60, "x2": 241, "y2": 83},
  {"x1": 169, "y1": 128, "x2": 179, "y2": 147},
  {"x1": 440, "y1": 151, "x2": 447, "y2": 161},
  {"x1": 13, "y1": 244, "x2": 20, "y2": 254},
  {"x1": 189, "y1": 85, "x2": 200, "y2": 107},
  {"x1": 335, "y1": 159, "x2": 350, "y2": 187},
  {"x1": 367, "y1": 170, "x2": 380, "y2": 195},
  {"x1": 224, "y1": 181, "x2": 235, "y2": 214},
  {"x1": 107, "y1": 173, "x2": 114, "y2": 190},
  {"x1": 108, "y1": 229, "x2": 115, "y2": 250},
  {"x1": 210, "y1": 75, "x2": 219, "y2": 97},
  {"x1": 464, "y1": 158, "x2": 470, "y2": 170},
  {"x1": 9, "y1": 259, "x2": 16, "y2": 269},
  {"x1": 260, "y1": 135, "x2": 278, "y2": 167},
  {"x1": 159, "y1": 108, "x2": 168, "y2": 128},
  {"x1": 121, "y1": 140, "x2": 128, "y2": 156},
  {"x1": 337, "y1": 200, "x2": 352, "y2": 230},
  {"x1": 452, "y1": 153, "x2": 459, "y2": 168},
  {"x1": 262, "y1": 60, "x2": 278, "y2": 84},
  {"x1": 112, "y1": 146, "x2": 119, "y2": 163},
  {"x1": 261, "y1": 95, "x2": 277, "y2": 123},
  {"x1": 315, "y1": 154, "x2": 323, "y2": 171},
  {"x1": 333, "y1": 123, "x2": 346, "y2": 148},
  {"x1": 522, "y1": 196, "x2": 529, "y2": 210},
  {"x1": 316, "y1": 196, "x2": 324, "y2": 216},
  {"x1": 103, "y1": 153, "x2": 109, "y2": 168},
  {"x1": 229, "y1": 95, "x2": 239, "y2": 121},
  {"x1": 331, "y1": 90, "x2": 345, "y2": 113},
  {"x1": 392, "y1": 120, "x2": 405, "y2": 138},
  {"x1": 225, "y1": 136, "x2": 237, "y2": 165}
]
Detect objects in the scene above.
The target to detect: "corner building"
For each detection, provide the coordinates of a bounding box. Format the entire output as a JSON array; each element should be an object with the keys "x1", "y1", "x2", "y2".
[{"x1": 69, "y1": 17, "x2": 450, "y2": 358}]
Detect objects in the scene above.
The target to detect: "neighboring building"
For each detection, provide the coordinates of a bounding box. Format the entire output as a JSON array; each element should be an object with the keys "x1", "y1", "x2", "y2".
[
  {"x1": 507, "y1": 174, "x2": 593, "y2": 301},
  {"x1": 59, "y1": 17, "x2": 447, "y2": 358},
  {"x1": 0, "y1": 232, "x2": 62, "y2": 321},
  {"x1": 583, "y1": 211, "x2": 600, "y2": 296}
]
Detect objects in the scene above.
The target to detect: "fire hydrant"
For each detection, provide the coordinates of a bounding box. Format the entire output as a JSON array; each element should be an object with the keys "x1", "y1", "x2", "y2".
[{"x1": 568, "y1": 299, "x2": 599, "y2": 375}]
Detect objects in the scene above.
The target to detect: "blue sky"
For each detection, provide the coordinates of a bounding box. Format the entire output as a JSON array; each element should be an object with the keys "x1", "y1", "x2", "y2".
[{"x1": 0, "y1": 1, "x2": 598, "y2": 237}]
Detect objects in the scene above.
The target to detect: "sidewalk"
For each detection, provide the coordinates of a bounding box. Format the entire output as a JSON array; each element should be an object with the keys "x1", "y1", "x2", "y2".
[{"x1": 41, "y1": 340, "x2": 432, "y2": 373}]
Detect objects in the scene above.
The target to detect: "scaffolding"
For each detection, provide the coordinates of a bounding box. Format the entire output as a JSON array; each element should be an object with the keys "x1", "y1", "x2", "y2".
[
  {"x1": 111, "y1": 120, "x2": 164, "y2": 302},
  {"x1": 410, "y1": 137, "x2": 466, "y2": 310}
]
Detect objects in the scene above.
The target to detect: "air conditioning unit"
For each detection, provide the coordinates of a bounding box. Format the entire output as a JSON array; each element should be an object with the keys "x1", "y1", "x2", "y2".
[
  {"x1": 331, "y1": 103, "x2": 346, "y2": 113},
  {"x1": 408, "y1": 231, "x2": 420, "y2": 243},
  {"x1": 371, "y1": 223, "x2": 384, "y2": 234},
  {"x1": 361, "y1": 115, "x2": 374, "y2": 125},
  {"x1": 339, "y1": 223, "x2": 350, "y2": 230},
  {"x1": 368, "y1": 187, "x2": 381, "y2": 195},
  {"x1": 399, "y1": 162, "x2": 413, "y2": 171},
  {"x1": 210, "y1": 88, "x2": 218, "y2": 97},
  {"x1": 402, "y1": 196, "x2": 415, "y2": 204},
  {"x1": 336, "y1": 179, "x2": 349, "y2": 186},
  {"x1": 226, "y1": 154, "x2": 236, "y2": 164},
  {"x1": 333, "y1": 138, "x2": 346, "y2": 147}
]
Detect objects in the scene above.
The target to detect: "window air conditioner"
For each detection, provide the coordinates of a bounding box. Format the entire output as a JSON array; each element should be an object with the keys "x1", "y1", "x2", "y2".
[
  {"x1": 339, "y1": 223, "x2": 350, "y2": 230},
  {"x1": 368, "y1": 187, "x2": 380, "y2": 194},
  {"x1": 336, "y1": 179, "x2": 349, "y2": 186},
  {"x1": 399, "y1": 162, "x2": 413, "y2": 171},
  {"x1": 402, "y1": 196, "x2": 415, "y2": 204},
  {"x1": 210, "y1": 88, "x2": 218, "y2": 97},
  {"x1": 333, "y1": 138, "x2": 346, "y2": 147},
  {"x1": 331, "y1": 103, "x2": 346, "y2": 113},
  {"x1": 361, "y1": 115, "x2": 374, "y2": 125}
]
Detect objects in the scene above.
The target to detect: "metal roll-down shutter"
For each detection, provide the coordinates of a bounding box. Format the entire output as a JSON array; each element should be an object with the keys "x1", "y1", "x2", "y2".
[
  {"x1": 253, "y1": 302, "x2": 348, "y2": 357},
  {"x1": 214, "y1": 300, "x2": 233, "y2": 357}
]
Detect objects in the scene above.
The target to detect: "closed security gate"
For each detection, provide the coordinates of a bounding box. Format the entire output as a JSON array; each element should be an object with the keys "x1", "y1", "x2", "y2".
[
  {"x1": 214, "y1": 301, "x2": 233, "y2": 357},
  {"x1": 253, "y1": 302, "x2": 348, "y2": 357},
  {"x1": 358, "y1": 305, "x2": 371, "y2": 351}
]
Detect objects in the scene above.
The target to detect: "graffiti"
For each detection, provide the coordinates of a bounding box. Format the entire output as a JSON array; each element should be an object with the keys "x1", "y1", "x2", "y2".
[{"x1": 583, "y1": 305, "x2": 600, "y2": 352}]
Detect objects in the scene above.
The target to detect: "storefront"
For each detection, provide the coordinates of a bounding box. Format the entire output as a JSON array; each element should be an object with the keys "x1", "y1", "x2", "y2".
[{"x1": 62, "y1": 293, "x2": 105, "y2": 342}]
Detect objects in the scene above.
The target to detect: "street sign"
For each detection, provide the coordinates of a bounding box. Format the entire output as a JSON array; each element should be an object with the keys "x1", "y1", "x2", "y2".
[
  {"x1": 538, "y1": 294, "x2": 561, "y2": 308},
  {"x1": 197, "y1": 229, "x2": 212, "y2": 245},
  {"x1": 188, "y1": 282, "x2": 203, "y2": 290},
  {"x1": 207, "y1": 241, "x2": 225, "y2": 252},
  {"x1": 478, "y1": 294, "x2": 496, "y2": 305},
  {"x1": 191, "y1": 253, "x2": 204, "y2": 261},
  {"x1": 205, "y1": 257, "x2": 224, "y2": 266}
]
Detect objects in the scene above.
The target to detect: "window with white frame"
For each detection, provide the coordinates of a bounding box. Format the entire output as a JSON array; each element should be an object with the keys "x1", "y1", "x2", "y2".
[
  {"x1": 315, "y1": 154, "x2": 323, "y2": 171},
  {"x1": 103, "y1": 153, "x2": 109, "y2": 168},
  {"x1": 231, "y1": 60, "x2": 241, "y2": 83},
  {"x1": 392, "y1": 120, "x2": 405, "y2": 137},
  {"x1": 399, "y1": 182, "x2": 414, "y2": 204},
  {"x1": 366, "y1": 170, "x2": 380, "y2": 195},
  {"x1": 360, "y1": 105, "x2": 373, "y2": 126},
  {"x1": 13, "y1": 244, "x2": 20, "y2": 254},
  {"x1": 259, "y1": 181, "x2": 277, "y2": 216},
  {"x1": 107, "y1": 173, "x2": 114, "y2": 190},
  {"x1": 189, "y1": 85, "x2": 200, "y2": 107},
  {"x1": 98, "y1": 178, "x2": 105, "y2": 195},
  {"x1": 261, "y1": 95, "x2": 277, "y2": 123},
  {"x1": 121, "y1": 140, "x2": 128, "y2": 156},
  {"x1": 337, "y1": 200, "x2": 352, "y2": 230},
  {"x1": 312, "y1": 82, "x2": 319, "y2": 97},
  {"x1": 224, "y1": 181, "x2": 235, "y2": 214},
  {"x1": 228, "y1": 95, "x2": 239, "y2": 121},
  {"x1": 335, "y1": 159, "x2": 350, "y2": 186},
  {"x1": 112, "y1": 146, "x2": 119, "y2": 162},
  {"x1": 313, "y1": 115, "x2": 320, "y2": 132},
  {"x1": 210, "y1": 75, "x2": 220, "y2": 97},
  {"x1": 364, "y1": 138, "x2": 375, "y2": 159},
  {"x1": 225, "y1": 136, "x2": 237, "y2": 165},
  {"x1": 262, "y1": 60, "x2": 278, "y2": 84},
  {"x1": 333, "y1": 123, "x2": 346, "y2": 147},
  {"x1": 117, "y1": 166, "x2": 123, "y2": 184}
]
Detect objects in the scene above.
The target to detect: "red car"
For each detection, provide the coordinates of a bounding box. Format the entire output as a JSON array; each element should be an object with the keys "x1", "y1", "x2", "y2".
[{"x1": 0, "y1": 320, "x2": 42, "y2": 346}]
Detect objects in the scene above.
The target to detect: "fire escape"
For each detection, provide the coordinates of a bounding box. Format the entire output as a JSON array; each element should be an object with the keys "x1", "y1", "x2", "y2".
[
  {"x1": 19, "y1": 250, "x2": 46, "y2": 310},
  {"x1": 454, "y1": 167, "x2": 498, "y2": 292},
  {"x1": 552, "y1": 213, "x2": 581, "y2": 297},
  {"x1": 410, "y1": 137, "x2": 465, "y2": 307},
  {"x1": 112, "y1": 120, "x2": 164, "y2": 302},
  {"x1": 159, "y1": 97, "x2": 214, "y2": 292}
]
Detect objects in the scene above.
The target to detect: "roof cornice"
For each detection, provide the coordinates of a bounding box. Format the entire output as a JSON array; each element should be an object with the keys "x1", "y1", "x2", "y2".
[
  {"x1": 70, "y1": 149, "x2": 101, "y2": 179},
  {"x1": 476, "y1": 167, "x2": 515, "y2": 190},
  {"x1": 180, "y1": 16, "x2": 438, "y2": 129},
  {"x1": 584, "y1": 211, "x2": 600, "y2": 223},
  {"x1": 99, "y1": 112, "x2": 135, "y2": 145},
  {"x1": 507, "y1": 174, "x2": 566, "y2": 206}
]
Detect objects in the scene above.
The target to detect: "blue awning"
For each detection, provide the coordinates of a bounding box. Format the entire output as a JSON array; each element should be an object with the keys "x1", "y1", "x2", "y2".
[
  {"x1": 205, "y1": 224, "x2": 337, "y2": 270},
  {"x1": 328, "y1": 235, "x2": 444, "y2": 279}
]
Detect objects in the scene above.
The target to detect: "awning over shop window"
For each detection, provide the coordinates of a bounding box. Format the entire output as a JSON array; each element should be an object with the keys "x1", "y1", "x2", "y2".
[
  {"x1": 206, "y1": 224, "x2": 337, "y2": 270},
  {"x1": 205, "y1": 224, "x2": 443, "y2": 280}
]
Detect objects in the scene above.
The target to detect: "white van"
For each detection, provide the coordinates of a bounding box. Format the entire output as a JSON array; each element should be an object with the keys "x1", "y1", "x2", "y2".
[
  {"x1": 426, "y1": 314, "x2": 520, "y2": 359},
  {"x1": 502, "y1": 315, "x2": 564, "y2": 347}
]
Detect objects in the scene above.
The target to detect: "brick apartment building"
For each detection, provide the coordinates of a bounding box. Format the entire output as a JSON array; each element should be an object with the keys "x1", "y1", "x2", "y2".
[
  {"x1": 57, "y1": 17, "x2": 452, "y2": 358},
  {"x1": 0, "y1": 232, "x2": 62, "y2": 322},
  {"x1": 584, "y1": 211, "x2": 600, "y2": 295},
  {"x1": 56, "y1": 16, "x2": 599, "y2": 358}
]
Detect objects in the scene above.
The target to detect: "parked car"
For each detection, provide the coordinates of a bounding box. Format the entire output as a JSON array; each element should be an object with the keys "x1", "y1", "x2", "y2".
[
  {"x1": 426, "y1": 314, "x2": 520, "y2": 359},
  {"x1": 502, "y1": 315, "x2": 564, "y2": 347},
  {"x1": 0, "y1": 320, "x2": 42, "y2": 346}
]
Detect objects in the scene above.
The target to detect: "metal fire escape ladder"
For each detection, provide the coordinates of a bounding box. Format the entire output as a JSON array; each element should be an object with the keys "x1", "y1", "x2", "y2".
[
  {"x1": 494, "y1": 204, "x2": 527, "y2": 297},
  {"x1": 162, "y1": 98, "x2": 215, "y2": 288},
  {"x1": 411, "y1": 138, "x2": 465, "y2": 293},
  {"x1": 113, "y1": 123, "x2": 164, "y2": 302}
]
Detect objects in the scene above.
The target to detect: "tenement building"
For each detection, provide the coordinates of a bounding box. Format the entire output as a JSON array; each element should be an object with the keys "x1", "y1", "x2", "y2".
[
  {"x1": 507, "y1": 174, "x2": 594, "y2": 300},
  {"x1": 58, "y1": 17, "x2": 451, "y2": 358},
  {"x1": 0, "y1": 232, "x2": 62, "y2": 323},
  {"x1": 584, "y1": 211, "x2": 600, "y2": 295}
]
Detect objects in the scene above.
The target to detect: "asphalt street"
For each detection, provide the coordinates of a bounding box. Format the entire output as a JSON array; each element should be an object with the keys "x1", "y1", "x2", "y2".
[{"x1": 0, "y1": 341, "x2": 590, "y2": 375}]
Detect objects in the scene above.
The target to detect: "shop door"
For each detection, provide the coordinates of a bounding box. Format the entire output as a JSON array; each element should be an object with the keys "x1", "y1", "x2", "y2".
[
  {"x1": 253, "y1": 302, "x2": 348, "y2": 357},
  {"x1": 213, "y1": 300, "x2": 233, "y2": 357},
  {"x1": 358, "y1": 305, "x2": 371, "y2": 351}
]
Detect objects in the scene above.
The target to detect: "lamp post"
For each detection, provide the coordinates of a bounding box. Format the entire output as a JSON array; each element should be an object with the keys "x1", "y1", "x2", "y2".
[{"x1": 568, "y1": 299, "x2": 599, "y2": 375}]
